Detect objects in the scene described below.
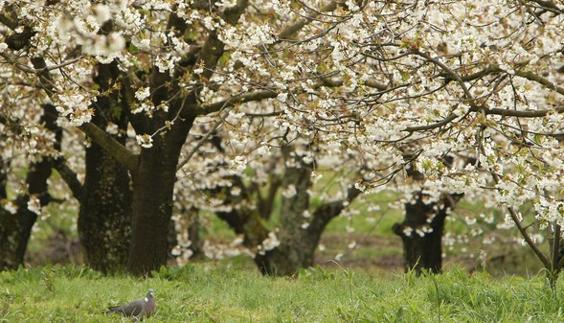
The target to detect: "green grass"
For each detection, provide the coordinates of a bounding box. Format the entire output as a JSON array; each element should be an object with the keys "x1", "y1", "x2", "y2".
[{"x1": 1, "y1": 264, "x2": 562, "y2": 322}]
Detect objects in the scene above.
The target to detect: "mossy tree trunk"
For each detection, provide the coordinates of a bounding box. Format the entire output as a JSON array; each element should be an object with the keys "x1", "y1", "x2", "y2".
[
  {"x1": 184, "y1": 207, "x2": 204, "y2": 258},
  {"x1": 255, "y1": 183, "x2": 361, "y2": 274},
  {"x1": 254, "y1": 156, "x2": 315, "y2": 275}
]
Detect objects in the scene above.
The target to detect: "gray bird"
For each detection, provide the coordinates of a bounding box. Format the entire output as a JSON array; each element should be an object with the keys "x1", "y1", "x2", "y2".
[{"x1": 107, "y1": 289, "x2": 156, "y2": 320}]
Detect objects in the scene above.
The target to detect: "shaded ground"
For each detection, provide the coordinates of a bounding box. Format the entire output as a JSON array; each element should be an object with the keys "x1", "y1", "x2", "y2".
[
  {"x1": 26, "y1": 230, "x2": 82, "y2": 267},
  {"x1": 24, "y1": 197, "x2": 545, "y2": 277},
  {"x1": 26, "y1": 230, "x2": 538, "y2": 278},
  {"x1": 316, "y1": 233, "x2": 404, "y2": 270}
]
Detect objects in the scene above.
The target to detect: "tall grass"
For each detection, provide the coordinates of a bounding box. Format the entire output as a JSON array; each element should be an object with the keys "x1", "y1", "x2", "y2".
[{"x1": 0, "y1": 264, "x2": 561, "y2": 322}]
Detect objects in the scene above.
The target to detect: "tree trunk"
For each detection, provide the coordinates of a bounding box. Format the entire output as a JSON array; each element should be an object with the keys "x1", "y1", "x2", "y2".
[
  {"x1": 0, "y1": 208, "x2": 20, "y2": 270},
  {"x1": 255, "y1": 187, "x2": 360, "y2": 276},
  {"x1": 214, "y1": 152, "x2": 360, "y2": 276},
  {"x1": 255, "y1": 234, "x2": 320, "y2": 276},
  {"x1": 0, "y1": 153, "x2": 53, "y2": 270},
  {"x1": 254, "y1": 159, "x2": 314, "y2": 275},
  {"x1": 213, "y1": 158, "x2": 318, "y2": 276},
  {"x1": 78, "y1": 62, "x2": 133, "y2": 273},
  {"x1": 186, "y1": 209, "x2": 204, "y2": 258},
  {"x1": 79, "y1": 143, "x2": 132, "y2": 273},
  {"x1": 0, "y1": 157, "x2": 18, "y2": 269},
  {"x1": 393, "y1": 193, "x2": 448, "y2": 274},
  {"x1": 254, "y1": 156, "x2": 363, "y2": 276},
  {"x1": 127, "y1": 122, "x2": 192, "y2": 275},
  {"x1": 0, "y1": 105, "x2": 59, "y2": 270}
]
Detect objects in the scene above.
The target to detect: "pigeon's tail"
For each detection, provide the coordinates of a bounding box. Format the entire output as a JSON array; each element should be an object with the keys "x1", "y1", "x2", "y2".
[{"x1": 106, "y1": 306, "x2": 123, "y2": 314}]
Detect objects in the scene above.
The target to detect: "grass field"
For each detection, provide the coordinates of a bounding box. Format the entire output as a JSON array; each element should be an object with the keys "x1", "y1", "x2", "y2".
[
  {"x1": 16, "y1": 181, "x2": 555, "y2": 322},
  {"x1": 0, "y1": 264, "x2": 562, "y2": 322}
]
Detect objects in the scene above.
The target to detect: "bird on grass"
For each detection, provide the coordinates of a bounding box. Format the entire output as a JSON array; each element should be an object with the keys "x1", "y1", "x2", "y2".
[{"x1": 107, "y1": 289, "x2": 156, "y2": 321}]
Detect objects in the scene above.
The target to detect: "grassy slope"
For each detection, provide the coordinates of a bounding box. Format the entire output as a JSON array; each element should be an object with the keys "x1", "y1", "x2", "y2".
[{"x1": 1, "y1": 264, "x2": 562, "y2": 322}]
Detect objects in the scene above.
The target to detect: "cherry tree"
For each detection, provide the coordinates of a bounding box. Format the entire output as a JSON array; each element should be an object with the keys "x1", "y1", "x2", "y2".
[
  {"x1": 187, "y1": 0, "x2": 563, "y2": 277},
  {"x1": 0, "y1": 0, "x2": 335, "y2": 275},
  {"x1": 1, "y1": 0, "x2": 562, "y2": 279},
  {"x1": 172, "y1": 106, "x2": 366, "y2": 275}
]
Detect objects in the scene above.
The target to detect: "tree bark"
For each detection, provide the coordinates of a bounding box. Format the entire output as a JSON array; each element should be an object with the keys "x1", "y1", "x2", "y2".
[
  {"x1": 255, "y1": 186, "x2": 361, "y2": 276},
  {"x1": 79, "y1": 143, "x2": 132, "y2": 273},
  {"x1": 127, "y1": 151, "x2": 174, "y2": 274},
  {"x1": 213, "y1": 150, "x2": 361, "y2": 276},
  {"x1": 213, "y1": 170, "x2": 316, "y2": 275},
  {"x1": 185, "y1": 208, "x2": 204, "y2": 258},
  {"x1": 0, "y1": 207, "x2": 19, "y2": 270},
  {"x1": 393, "y1": 193, "x2": 449, "y2": 274},
  {"x1": 253, "y1": 155, "x2": 361, "y2": 276},
  {"x1": 77, "y1": 62, "x2": 133, "y2": 273},
  {"x1": 127, "y1": 118, "x2": 194, "y2": 275}
]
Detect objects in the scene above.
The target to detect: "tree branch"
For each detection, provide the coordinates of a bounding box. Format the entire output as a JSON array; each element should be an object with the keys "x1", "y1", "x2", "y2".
[
  {"x1": 199, "y1": 90, "x2": 278, "y2": 114},
  {"x1": 403, "y1": 105, "x2": 563, "y2": 134},
  {"x1": 482, "y1": 106, "x2": 564, "y2": 117},
  {"x1": 53, "y1": 157, "x2": 83, "y2": 200},
  {"x1": 404, "y1": 113, "x2": 458, "y2": 133},
  {"x1": 515, "y1": 70, "x2": 564, "y2": 96},
  {"x1": 490, "y1": 172, "x2": 551, "y2": 269},
  {"x1": 311, "y1": 186, "x2": 362, "y2": 228},
  {"x1": 0, "y1": 13, "x2": 18, "y2": 30},
  {"x1": 79, "y1": 123, "x2": 139, "y2": 173},
  {"x1": 277, "y1": 1, "x2": 337, "y2": 40},
  {"x1": 527, "y1": 0, "x2": 563, "y2": 13}
]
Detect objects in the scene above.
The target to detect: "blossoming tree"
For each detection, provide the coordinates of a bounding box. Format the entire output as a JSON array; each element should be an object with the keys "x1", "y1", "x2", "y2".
[
  {"x1": 173, "y1": 108, "x2": 365, "y2": 275},
  {"x1": 0, "y1": 0, "x2": 562, "y2": 278}
]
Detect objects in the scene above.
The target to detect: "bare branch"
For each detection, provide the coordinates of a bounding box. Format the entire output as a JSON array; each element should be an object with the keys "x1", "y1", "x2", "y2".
[
  {"x1": 405, "y1": 113, "x2": 458, "y2": 133},
  {"x1": 482, "y1": 106, "x2": 564, "y2": 117}
]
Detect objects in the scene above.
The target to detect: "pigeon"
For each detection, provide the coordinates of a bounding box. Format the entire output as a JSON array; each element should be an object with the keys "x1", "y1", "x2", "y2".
[{"x1": 107, "y1": 289, "x2": 156, "y2": 320}]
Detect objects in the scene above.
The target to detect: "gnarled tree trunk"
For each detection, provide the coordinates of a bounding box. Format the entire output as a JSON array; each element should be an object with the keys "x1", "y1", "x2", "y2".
[
  {"x1": 255, "y1": 186, "x2": 361, "y2": 276},
  {"x1": 254, "y1": 158, "x2": 314, "y2": 275}
]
